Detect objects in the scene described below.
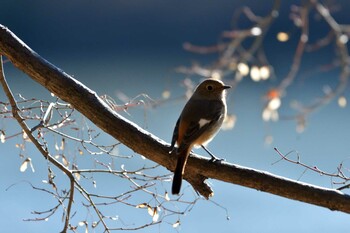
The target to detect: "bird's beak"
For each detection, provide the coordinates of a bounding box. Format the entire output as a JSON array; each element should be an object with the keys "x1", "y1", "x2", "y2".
[{"x1": 223, "y1": 85, "x2": 231, "y2": 89}]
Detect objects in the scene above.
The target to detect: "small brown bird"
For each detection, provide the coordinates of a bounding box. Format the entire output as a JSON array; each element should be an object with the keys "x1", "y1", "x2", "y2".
[{"x1": 170, "y1": 79, "x2": 231, "y2": 194}]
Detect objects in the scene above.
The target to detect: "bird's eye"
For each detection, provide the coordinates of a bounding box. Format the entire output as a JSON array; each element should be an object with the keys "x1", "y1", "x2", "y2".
[{"x1": 206, "y1": 85, "x2": 213, "y2": 91}]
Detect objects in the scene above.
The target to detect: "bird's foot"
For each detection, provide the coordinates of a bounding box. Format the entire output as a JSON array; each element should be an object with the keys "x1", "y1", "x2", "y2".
[{"x1": 209, "y1": 154, "x2": 225, "y2": 163}]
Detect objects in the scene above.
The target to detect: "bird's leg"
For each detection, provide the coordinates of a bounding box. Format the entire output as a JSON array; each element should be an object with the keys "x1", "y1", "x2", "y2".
[
  {"x1": 168, "y1": 146, "x2": 176, "y2": 154},
  {"x1": 201, "y1": 145, "x2": 225, "y2": 162}
]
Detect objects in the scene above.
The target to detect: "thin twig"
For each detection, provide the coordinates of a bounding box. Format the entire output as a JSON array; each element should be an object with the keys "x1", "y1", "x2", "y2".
[{"x1": 0, "y1": 55, "x2": 74, "y2": 233}]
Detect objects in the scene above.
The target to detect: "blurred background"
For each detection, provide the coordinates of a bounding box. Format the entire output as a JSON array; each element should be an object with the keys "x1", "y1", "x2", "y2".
[{"x1": 1, "y1": 0, "x2": 350, "y2": 232}]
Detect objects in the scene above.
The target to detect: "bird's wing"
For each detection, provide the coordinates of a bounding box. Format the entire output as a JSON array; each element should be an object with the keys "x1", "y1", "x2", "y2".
[
  {"x1": 169, "y1": 117, "x2": 180, "y2": 152},
  {"x1": 178, "y1": 109, "x2": 223, "y2": 152}
]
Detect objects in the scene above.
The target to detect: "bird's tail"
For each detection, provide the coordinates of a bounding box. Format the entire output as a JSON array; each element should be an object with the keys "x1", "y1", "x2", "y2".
[{"x1": 172, "y1": 148, "x2": 190, "y2": 195}]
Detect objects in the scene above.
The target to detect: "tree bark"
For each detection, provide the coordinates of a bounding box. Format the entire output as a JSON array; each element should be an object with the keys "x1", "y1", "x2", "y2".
[{"x1": 1, "y1": 24, "x2": 350, "y2": 213}]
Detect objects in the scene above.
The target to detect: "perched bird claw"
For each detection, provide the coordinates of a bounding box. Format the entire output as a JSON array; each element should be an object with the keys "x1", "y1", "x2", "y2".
[{"x1": 209, "y1": 155, "x2": 225, "y2": 163}]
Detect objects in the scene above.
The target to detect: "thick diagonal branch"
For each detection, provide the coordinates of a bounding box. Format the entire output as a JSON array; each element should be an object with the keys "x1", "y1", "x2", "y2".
[{"x1": 1, "y1": 24, "x2": 350, "y2": 212}]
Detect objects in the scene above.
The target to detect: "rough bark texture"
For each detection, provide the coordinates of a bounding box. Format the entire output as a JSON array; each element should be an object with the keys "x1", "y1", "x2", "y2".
[{"x1": 1, "y1": 24, "x2": 350, "y2": 213}]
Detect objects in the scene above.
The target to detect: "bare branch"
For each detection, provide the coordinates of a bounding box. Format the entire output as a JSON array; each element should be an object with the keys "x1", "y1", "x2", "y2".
[{"x1": 0, "y1": 55, "x2": 75, "y2": 233}]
